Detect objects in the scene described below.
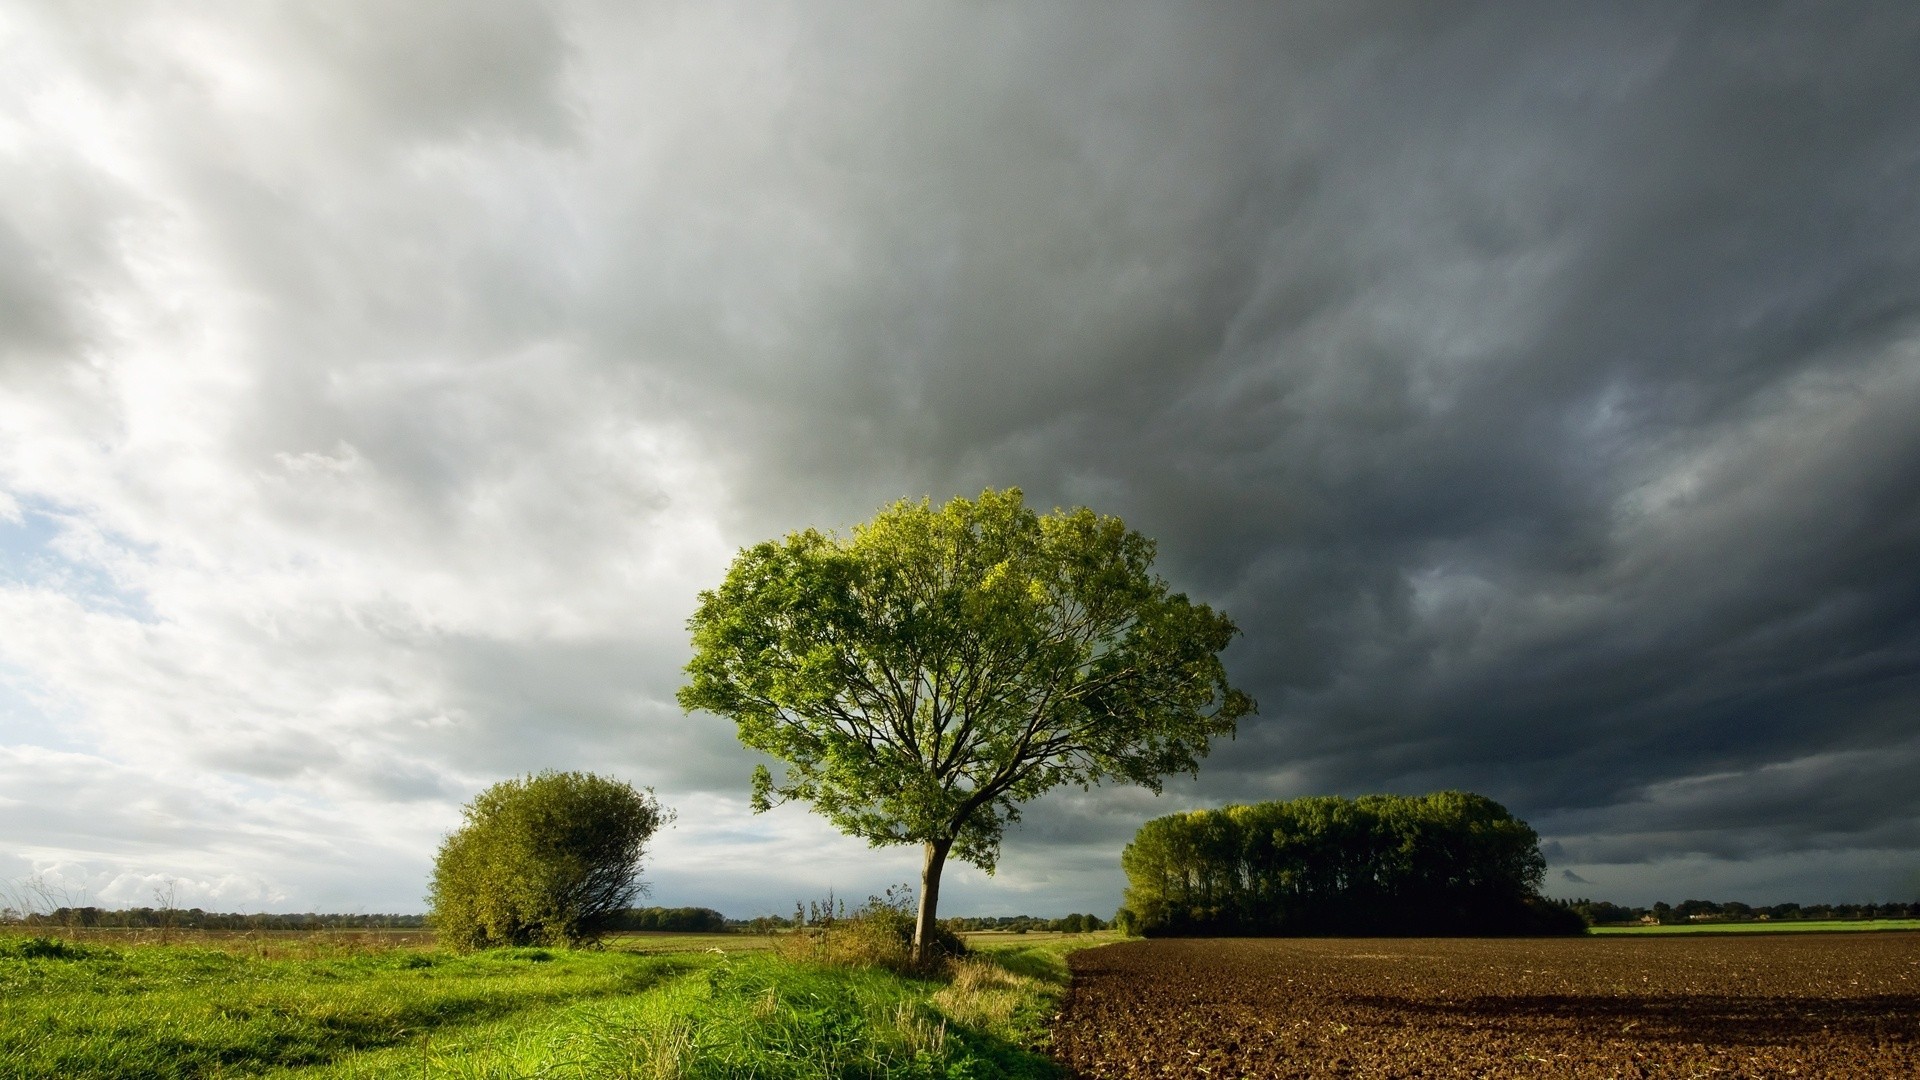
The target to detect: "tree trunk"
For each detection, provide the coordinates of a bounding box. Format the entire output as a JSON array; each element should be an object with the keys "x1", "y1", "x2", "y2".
[{"x1": 914, "y1": 837, "x2": 954, "y2": 966}]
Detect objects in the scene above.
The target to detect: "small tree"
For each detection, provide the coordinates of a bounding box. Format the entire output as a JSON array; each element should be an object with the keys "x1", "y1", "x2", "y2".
[
  {"x1": 428, "y1": 771, "x2": 670, "y2": 949},
  {"x1": 680, "y1": 488, "x2": 1253, "y2": 963}
]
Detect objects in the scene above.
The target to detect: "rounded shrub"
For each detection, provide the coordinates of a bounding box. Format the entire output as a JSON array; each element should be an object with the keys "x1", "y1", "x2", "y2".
[{"x1": 428, "y1": 771, "x2": 671, "y2": 950}]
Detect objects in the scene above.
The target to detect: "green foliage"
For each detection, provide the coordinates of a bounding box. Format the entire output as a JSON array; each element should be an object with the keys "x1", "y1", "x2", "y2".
[
  {"x1": 1520, "y1": 896, "x2": 1591, "y2": 935},
  {"x1": 1118, "y1": 791, "x2": 1576, "y2": 936},
  {"x1": 429, "y1": 771, "x2": 670, "y2": 950},
  {"x1": 680, "y1": 488, "x2": 1252, "y2": 956}
]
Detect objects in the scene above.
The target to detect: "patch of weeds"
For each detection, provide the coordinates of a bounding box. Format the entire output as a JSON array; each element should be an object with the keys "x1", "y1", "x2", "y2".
[{"x1": 0, "y1": 936, "x2": 102, "y2": 961}]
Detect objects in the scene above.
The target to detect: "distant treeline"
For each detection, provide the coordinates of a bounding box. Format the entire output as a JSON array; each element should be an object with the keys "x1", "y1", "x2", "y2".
[
  {"x1": 944, "y1": 913, "x2": 1108, "y2": 933},
  {"x1": 10, "y1": 906, "x2": 732, "y2": 934},
  {"x1": 10, "y1": 909, "x2": 427, "y2": 930},
  {"x1": 5, "y1": 904, "x2": 1115, "y2": 936},
  {"x1": 603, "y1": 907, "x2": 730, "y2": 932},
  {"x1": 1119, "y1": 792, "x2": 1583, "y2": 937},
  {"x1": 1567, "y1": 898, "x2": 1920, "y2": 926}
]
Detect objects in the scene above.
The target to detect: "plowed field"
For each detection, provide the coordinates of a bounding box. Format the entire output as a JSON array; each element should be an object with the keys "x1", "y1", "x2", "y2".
[{"x1": 1051, "y1": 933, "x2": 1920, "y2": 1077}]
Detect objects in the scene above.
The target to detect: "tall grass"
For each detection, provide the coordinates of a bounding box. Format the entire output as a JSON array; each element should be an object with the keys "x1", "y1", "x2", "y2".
[{"x1": 0, "y1": 927, "x2": 1104, "y2": 1078}]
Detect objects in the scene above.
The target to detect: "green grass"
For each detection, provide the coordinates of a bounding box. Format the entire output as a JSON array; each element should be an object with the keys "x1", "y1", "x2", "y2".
[
  {"x1": 0, "y1": 936, "x2": 698, "y2": 1078},
  {"x1": 600, "y1": 931, "x2": 777, "y2": 955},
  {"x1": 1589, "y1": 918, "x2": 1920, "y2": 935},
  {"x1": 0, "y1": 932, "x2": 1107, "y2": 1079}
]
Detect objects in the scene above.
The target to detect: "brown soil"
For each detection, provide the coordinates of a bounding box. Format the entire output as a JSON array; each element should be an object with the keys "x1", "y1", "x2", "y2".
[{"x1": 1050, "y1": 933, "x2": 1920, "y2": 1078}]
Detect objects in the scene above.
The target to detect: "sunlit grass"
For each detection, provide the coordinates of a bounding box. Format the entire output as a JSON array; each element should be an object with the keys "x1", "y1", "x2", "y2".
[
  {"x1": 0, "y1": 930, "x2": 1109, "y2": 1078},
  {"x1": 0, "y1": 936, "x2": 697, "y2": 1078}
]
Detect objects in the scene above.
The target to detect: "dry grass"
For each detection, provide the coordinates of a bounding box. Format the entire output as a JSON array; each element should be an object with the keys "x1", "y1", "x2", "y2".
[
  {"x1": 888, "y1": 998, "x2": 950, "y2": 1059},
  {"x1": 931, "y1": 955, "x2": 1036, "y2": 1028}
]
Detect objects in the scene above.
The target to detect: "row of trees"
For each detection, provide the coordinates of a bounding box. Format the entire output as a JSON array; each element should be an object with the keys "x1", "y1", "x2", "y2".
[
  {"x1": 1568, "y1": 898, "x2": 1920, "y2": 926},
  {"x1": 943, "y1": 913, "x2": 1109, "y2": 933},
  {"x1": 1118, "y1": 792, "x2": 1582, "y2": 936}
]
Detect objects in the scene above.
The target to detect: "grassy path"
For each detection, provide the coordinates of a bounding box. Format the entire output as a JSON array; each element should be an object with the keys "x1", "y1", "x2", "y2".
[{"x1": 1, "y1": 938, "x2": 698, "y2": 1078}]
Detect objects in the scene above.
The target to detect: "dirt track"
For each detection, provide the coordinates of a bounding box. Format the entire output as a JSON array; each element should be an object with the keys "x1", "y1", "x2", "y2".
[{"x1": 1050, "y1": 934, "x2": 1920, "y2": 1077}]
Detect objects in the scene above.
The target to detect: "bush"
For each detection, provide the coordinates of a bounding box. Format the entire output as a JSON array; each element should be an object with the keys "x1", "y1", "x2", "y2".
[
  {"x1": 775, "y1": 887, "x2": 966, "y2": 974},
  {"x1": 0, "y1": 936, "x2": 99, "y2": 961},
  {"x1": 1517, "y1": 897, "x2": 1590, "y2": 936},
  {"x1": 429, "y1": 771, "x2": 670, "y2": 950}
]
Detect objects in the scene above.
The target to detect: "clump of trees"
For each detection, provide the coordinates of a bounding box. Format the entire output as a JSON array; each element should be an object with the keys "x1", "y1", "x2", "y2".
[
  {"x1": 429, "y1": 771, "x2": 671, "y2": 949},
  {"x1": 605, "y1": 906, "x2": 729, "y2": 932},
  {"x1": 680, "y1": 488, "x2": 1252, "y2": 964},
  {"x1": 1117, "y1": 792, "x2": 1583, "y2": 936}
]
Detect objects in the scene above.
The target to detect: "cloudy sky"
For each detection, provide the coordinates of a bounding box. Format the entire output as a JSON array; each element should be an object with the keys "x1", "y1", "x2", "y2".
[{"x1": 3, "y1": 2, "x2": 1917, "y2": 917}]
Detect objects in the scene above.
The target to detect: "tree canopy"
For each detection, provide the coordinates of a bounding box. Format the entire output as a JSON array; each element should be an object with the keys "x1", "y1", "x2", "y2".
[
  {"x1": 679, "y1": 488, "x2": 1253, "y2": 962},
  {"x1": 1118, "y1": 791, "x2": 1582, "y2": 936},
  {"x1": 428, "y1": 771, "x2": 670, "y2": 949}
]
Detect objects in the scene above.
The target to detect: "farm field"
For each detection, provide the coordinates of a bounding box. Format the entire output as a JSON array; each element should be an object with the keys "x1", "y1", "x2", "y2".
[
  {"x1": 0, "y1": 929, "x2": 1095, "y2": 1078},
  {"x1": 1052, "y1": 934, "x2": 1920, "y2": 1078},
  {"x1": 1590, "y1": 918, "x2": 1920, "y2": 935}
]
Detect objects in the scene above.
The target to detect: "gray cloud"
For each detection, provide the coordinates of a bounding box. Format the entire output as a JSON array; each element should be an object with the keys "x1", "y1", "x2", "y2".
[{"x1": 2, "y1": 2, "x2": 1917, "y2": 914}]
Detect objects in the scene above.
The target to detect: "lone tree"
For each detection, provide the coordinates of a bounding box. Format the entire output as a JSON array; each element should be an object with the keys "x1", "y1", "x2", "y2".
[
  {"x1": 679, "y1": 488, "x2": 1253, "y2": 963},
  {"x1": 428, "y1": 771, "x2": 670, "y2": 949}
]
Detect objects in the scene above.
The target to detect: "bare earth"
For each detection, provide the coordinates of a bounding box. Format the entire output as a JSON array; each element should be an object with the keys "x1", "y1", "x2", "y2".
[{"x1": 1050, "y1": 934, "x2": 1920, "y2": 1078}]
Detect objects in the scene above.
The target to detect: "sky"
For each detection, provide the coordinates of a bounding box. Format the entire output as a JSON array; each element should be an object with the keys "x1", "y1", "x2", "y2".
[{"x1": 2, "y1": 1, "x2": 1918, "y2": 918}]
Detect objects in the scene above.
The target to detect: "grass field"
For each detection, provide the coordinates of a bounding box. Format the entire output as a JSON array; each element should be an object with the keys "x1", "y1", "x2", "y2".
[
  {"x1": 0, "y1": 929, "x2": 1113, "y2": 1078},
  {"x1": 1589, "y1": 918, "x2": 1920, "y2": 934}
]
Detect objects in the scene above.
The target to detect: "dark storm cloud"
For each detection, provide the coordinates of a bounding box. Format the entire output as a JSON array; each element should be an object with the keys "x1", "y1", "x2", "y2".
[{"x1": 595, "y1": 4, "x2": 1920, "y2": 895}]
